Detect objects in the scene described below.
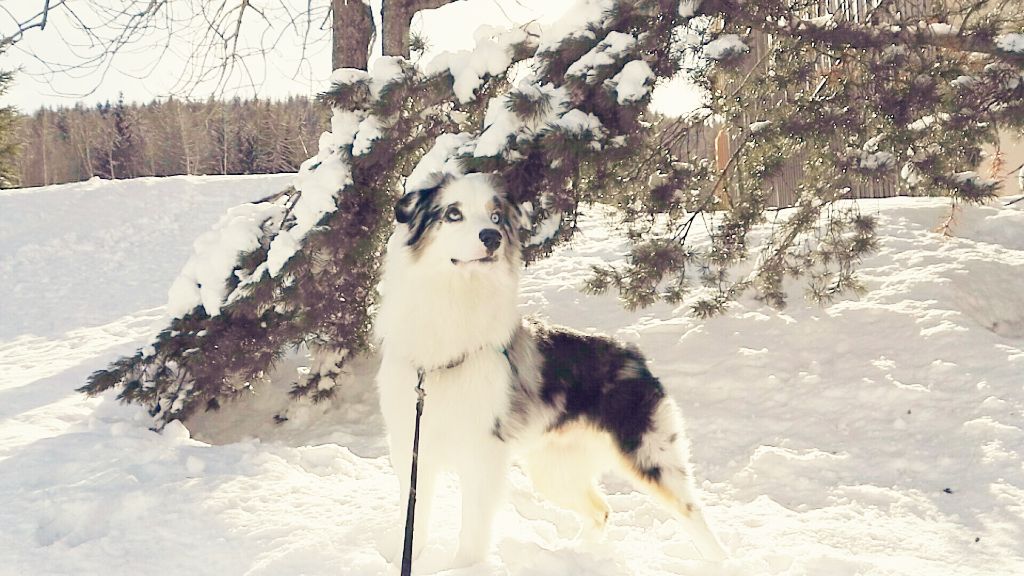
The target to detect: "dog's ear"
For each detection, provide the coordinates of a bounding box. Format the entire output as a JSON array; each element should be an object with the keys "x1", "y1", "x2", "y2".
[
  {"x1": 395, "y1": 186, "x2": 441, "y2": 224},
  {"x1": 394, "y1": 192, "x2": 418, "y2": 224},
  {"x1": 396, "y1": 174, "x2": 450, "y2": 224},
  {"x1": 509, "y1": 200, "x2": 524, "y2": 224}
]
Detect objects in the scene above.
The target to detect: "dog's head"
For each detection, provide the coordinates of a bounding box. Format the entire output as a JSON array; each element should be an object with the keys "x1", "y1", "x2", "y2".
[{"x1": 392, "y1": 173, "x2": 521, "y2": 270}]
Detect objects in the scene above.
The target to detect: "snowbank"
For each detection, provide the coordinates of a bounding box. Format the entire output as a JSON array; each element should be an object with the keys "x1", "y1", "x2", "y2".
[
  {"x1": 0, "y1": 174, "x2": 293, "y2": 339},
  {"x1": 2, "y1": 176, "x2": 1023, "y2": 575}
]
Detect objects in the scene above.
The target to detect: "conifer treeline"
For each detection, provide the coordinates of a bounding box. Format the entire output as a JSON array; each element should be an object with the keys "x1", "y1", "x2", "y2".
[{"x1": 15, "y1": 95, "x2": 328, "y2": 187}]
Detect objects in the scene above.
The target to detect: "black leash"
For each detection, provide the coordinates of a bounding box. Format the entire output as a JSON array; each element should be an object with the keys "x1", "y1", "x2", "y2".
[{"x1": 400, "y1": 367, "x2": 427, "y2": 576}]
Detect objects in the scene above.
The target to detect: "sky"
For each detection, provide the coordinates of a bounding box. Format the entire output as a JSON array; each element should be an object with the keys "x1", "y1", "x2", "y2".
[{"x1": 1, "y1": 0, "x2": 702, "y2": 116}]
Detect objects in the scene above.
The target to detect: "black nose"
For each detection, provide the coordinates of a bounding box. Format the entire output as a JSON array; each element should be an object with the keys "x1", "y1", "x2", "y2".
[{"x1": 479, "y1": 229, "x2": 501, "y2": 252}]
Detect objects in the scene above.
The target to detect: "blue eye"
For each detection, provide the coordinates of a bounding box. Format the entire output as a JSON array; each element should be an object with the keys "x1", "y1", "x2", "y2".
[
  {"x1": 490, "y1": 212, "x2": 502, "y2": 224},
  {"x1": 445, "y1": 207, "x2": 463, "y2": 222}
]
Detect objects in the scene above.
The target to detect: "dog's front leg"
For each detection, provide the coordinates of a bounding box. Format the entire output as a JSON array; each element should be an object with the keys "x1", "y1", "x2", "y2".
[
  {"x1": 393, "y1": 444, "x2": 437, "y2": 561},
  {"x1": 452, "y1": 438, "x2": 509, "y2": 567},
  {"x1": 379, "y1": 361, "x2": 437, "y2": 563}
]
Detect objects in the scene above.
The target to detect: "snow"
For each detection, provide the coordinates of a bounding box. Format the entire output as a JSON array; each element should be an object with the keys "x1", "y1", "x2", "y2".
[
  {"x1": 535, "y1": 0, "x2": 614, "y2": 53},
  {"x1": 857, "y1": 150, "x2": 895, "y2": 171},
  {"x1": 260, "y1": 106, "x2": 361, "y2": 280},
  {"x1": 3, "y1": 175, "x2": 1024, "y2": 575},
  {"x1": 330, "y1": 109, "x2": 365, "y2": 147},
  {"x1": 252, "y1": 56, "x2": 416, "y2": 284},
  {"x1": 329, "y1": 67, "x2": 371, "y2": 87},
  {"x1": 996, "y1": 33, "x2": 1024, "y2": 53},
  {"x1": 953, "y1": 170, "x2": 999, "y2": 189},
  {"x1": 272, "y1": 149, "x2": 352, "y2": 269},
  {"x1": 476, "y1": 94, "x2": 529, "y2": 158},
  {"x1": 907, "y1": 113, "x2": 949, "y2": 131},
  {"x1": 167, "y1": 201, "x2": 286, "y2": 317},
  {"x1": 522, "y1": 202, "x2": 564, "y2": 248},
  {"x1": 565, "y1": 31, "x2": 637, "y2": 83},
  {"x1": 678, "y1": 0, "x2": 702, "y2": 18},
  {"x1": 926, "y1": 22, "x2": 956, "y2": 36},
  {"x1": 406, "y1": 133, "x2": 474, "y2": 192},
  {"x1": 804, "y1": 14, "x2": 836, "y2": 30},
  {"x1": 748, "y1": 120, "x2": 771, "y2": 133},
  {"x1": 854, "y1": 134, "x2": 895, "y2": 173},
  {"x1": 0, "y1": 174, "x2": 293, "y2": 336},
  {"x1": 369, "y1": 56, "x2": 411, "y2": 98},
  {"x1": 610, "y1": 60, "x2": 655, "y2": 104},
  {"x1": 649, "y1": 75, "x2": 706, "y2": 118},
  {"x1": 425, "y1": 27, "x2": 531, "y2": 103},
  {"x1": 475, "y1": 82, "x2": 569, "y2": 158},
  {"x1": 951, "y1": 75, "x2": 977, "y2": 88},
  {"x1": 550, "y1": 109, "x2": 605, "y2": 137},
  {"x1": 352, "y1": 115, "x2": 384, "y2": 156},
  {"x1": 265, "y1": 231, "x2": 300, "y2": 278},
  {"x1": 901, "y1": 162, "x2": 922, "y2": 186},
  {"x1": 704, "y1": 34, "x2": 749, "y2": 60}
]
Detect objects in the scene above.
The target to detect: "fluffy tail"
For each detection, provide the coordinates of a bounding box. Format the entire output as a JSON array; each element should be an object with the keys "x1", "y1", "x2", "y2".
[{"x1": 618, "y1": 397, "x2": 728, "y2": 561}]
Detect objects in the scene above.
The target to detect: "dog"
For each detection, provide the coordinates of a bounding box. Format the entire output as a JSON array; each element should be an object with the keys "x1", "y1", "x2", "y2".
[{"x1": 375, "y1": 173, "x2": 727, "y2": 567}]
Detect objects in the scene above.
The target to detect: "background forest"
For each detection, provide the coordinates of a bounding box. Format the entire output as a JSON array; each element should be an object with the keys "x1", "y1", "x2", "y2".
[{"x1": 11, "y1": 95, "x2": 326, "y2": 187}]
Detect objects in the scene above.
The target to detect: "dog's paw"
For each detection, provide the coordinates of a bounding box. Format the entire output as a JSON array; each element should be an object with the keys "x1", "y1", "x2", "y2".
[
  {"x1": 577, "y1": 518, "x2": 608, "y2": 543},
  {"x1": 378, "y1": 529, "x2": 429, "y2": 565},
  {"x1": 377, "y1": 529, "x2": 402, "y2": 564},
  {"x1": 450, "y1": 548, "x2": 488, "y2": 570}
]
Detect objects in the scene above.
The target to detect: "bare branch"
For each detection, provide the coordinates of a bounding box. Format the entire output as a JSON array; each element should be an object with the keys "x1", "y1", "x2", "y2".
[
  {"x1": 1, "y1": 0, "x2": 66, "y2": 48},
  {"x1": 3, "y1": 1, "x2": 340, "y2": 100}
]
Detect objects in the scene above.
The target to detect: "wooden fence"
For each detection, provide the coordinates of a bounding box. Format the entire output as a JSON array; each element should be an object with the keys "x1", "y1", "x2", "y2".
[{"x1": 668, "y1": 0, "x2": 936, "y2": 207}]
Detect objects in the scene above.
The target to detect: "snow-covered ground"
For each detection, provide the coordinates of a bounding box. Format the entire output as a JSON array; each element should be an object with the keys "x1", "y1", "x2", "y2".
[{"x1": 1, "y1": 175, "x2": 1022, "y2": 575}]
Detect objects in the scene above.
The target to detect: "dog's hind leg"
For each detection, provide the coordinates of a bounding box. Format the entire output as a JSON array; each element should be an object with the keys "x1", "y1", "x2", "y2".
[
  {"x1": 523, "y1": 426, "x2": 612, "y2": 534},
  {"x1": 618, "y1": 399, "x2": 728, "y2": 561}
]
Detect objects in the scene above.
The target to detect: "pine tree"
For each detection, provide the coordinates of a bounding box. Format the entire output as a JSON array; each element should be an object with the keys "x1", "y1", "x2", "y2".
[
  {"x1": 94, "y1": 101, "x2": 119, "y2": 179},
  {"x1": 206, "y1": 98, "x2": 234, "y2": 175},
  {"x1": 81, "y1": 0, "x2": 1024, "y2": 425},
  {"x1": 111, "y1": 93, "x2": 140, "y2": 179},
  {"x1": 0, "y1": 63, "x2": 20, "y2": 188}
]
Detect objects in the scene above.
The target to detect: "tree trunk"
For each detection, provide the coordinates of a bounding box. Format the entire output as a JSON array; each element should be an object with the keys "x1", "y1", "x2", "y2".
[
  {"x1": 332, "y1": 0, "x2": 376, "y2": 70},
  {"x1": 381, "y1": 0, "x2": 455, "y2": 57},
  {"x1": 176, "y1": 105, "x2": 193, "y2": 175},
  {"x1": 221, "y1": 106, "x2": 229, "y2": 175}
]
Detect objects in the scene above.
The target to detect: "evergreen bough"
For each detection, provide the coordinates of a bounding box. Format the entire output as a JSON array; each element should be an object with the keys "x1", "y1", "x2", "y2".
[{"x1": 81, "y1": 0, "x2": 1024, "y2": 426}]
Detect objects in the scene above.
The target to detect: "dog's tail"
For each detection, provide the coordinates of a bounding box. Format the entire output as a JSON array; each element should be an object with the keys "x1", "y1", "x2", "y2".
[{"x1": 618, "y1": 396, "x2": 729, "y2": 561}]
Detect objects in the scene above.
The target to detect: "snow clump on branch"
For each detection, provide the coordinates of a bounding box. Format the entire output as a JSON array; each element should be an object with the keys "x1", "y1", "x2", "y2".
[
  {"x1": 565, "y1": 31, "x2": 637, "y2": 83},
  {"x1": 425, "y1": 26, "x2": 536, "y2": 103},
  {"x1": 611, "y1": 60, "x2": 656, "y2": 103},
  {"x1": 167, "y1": 201, "x2": 286, "y2": 317},
  {"x1": 704, "y1": 34, "x2": 749, "y2": 60},
  {"x1": 536, "y1": 0, "x2": 615, "y2": 52},
  {"x1": 995, "y1": 33, "x2": 1024, "y2": 54},
  {"x1": 475, "y1": 82, "x2": 570, "y2": 157}
]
